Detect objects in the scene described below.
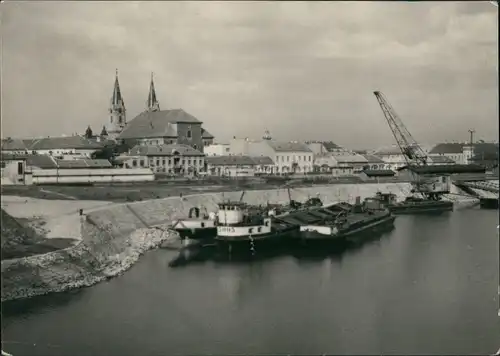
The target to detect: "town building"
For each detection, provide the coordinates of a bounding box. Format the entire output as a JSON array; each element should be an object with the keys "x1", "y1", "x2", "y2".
[
  {"x1": 305, "y1": 141, "x2": 346, "y2": 155},
  {"x1": 1, "y1": 153, "x2": 151, "y2": 185},
  {"x1": 204, "y1": 155, "x2": 274, "y2": 177},
  {"x1": 229, "y1": 137, "x2": 314, "y2": 174},
  {"x1": 1, "y1": 138, "x2": 29, "y2": 155},
  {"x1": 371, "y1": 145, "x2": 407, "y2": 171},
  {"x1": 428, "y1": 142, "x2": 499, "y2": 166},
  {"x1": 27, "y1": 135, "x2": 104, "y2": 159},
  {"x1": 125, "y1": 144, "x2": 205, "y2": 175},
  {"x1": 205, "y1": 156, "x2": 258, "y2": 177}
]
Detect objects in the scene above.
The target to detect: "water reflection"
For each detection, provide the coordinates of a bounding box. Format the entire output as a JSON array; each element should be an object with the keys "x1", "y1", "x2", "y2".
[{"x1": 2, "y1": 288, "x2": 86, "y2": 319}]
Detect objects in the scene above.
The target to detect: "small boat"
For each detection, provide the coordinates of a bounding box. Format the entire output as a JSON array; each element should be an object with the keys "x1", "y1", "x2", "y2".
[
  {"x1": 2, "y1": 350, "x2": 13, "y2": 356},
  {"x1": 299, "y1": 196, "x2": 396, "y2": 245},
  {"x1": 374, "y1": 192, "x2": 453, "y2": 214}
]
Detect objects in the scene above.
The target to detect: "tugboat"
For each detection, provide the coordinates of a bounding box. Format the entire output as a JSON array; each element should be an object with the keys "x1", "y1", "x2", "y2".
[
  {"x1": 215, "y1": 201, "x2": 298, "y2": 254},
  {"x1": 215, "y1": 193, "x2": 328, "y2": 255},
  {"x1": 374, "y1": 191, "x2": 453, "y2": 214},
  {"x1": 299, "y1": 196, "x2": 396, "y2": 245}
]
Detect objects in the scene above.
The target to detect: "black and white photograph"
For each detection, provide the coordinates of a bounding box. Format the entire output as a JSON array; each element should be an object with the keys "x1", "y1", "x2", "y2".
[{"x1": 1, "y1": 1, "x2": 499, "y2": 355}]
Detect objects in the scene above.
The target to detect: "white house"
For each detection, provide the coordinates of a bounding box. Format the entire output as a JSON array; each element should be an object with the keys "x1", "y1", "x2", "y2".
[
  {"x1": 371, "y1": 145, "x2": 407, "y2": 171},
  {"x1": 229, "y1": 138, "x2": 314, "y2": 175},
  {"x1": 205, "y1": 155, "x2": 258, "y2": 177},
  {"x1": 125, "y1": 144, "x2": 205, "y2": 175}
]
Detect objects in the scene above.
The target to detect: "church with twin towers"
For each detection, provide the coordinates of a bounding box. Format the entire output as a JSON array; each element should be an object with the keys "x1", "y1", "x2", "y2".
[{"x1": 89, "y1": 70, "x2": 214, "y2": 152}]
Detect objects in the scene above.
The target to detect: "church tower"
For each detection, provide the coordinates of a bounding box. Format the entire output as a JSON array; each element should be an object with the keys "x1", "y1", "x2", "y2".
[
  {"x1": 107, "y1": 69, "x2": 127, "y2": 139},
  {"x1": 146, "y1": 72, "x2": 160, "y2": 112}
]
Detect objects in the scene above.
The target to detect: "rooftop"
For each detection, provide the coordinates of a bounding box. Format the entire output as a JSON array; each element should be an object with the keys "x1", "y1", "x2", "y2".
[
  {"x1": 1, "y1": 138, "x2": 28, "y2": 151},
  {"x1": 27, "y1": 155, "x2": 58, "y2": 169},
  {"x1": 305, "y1": 140, "x2": 342, "y2": 151},
  {"x1": 266, "y1": 141, "x2": 312, "y2": 153},
  {"x1": 56, "y1": 159, "x2": 112, "y2": 169},
  {"x1": 201, "y1": 128, "x2": 214, "y2": 139},
  {"x1": 205, "y1": 155, "x2": 274, "y2": 166},
  {"x1": 334, "y1": 154, "x2": 368, "y2": 163},
  {"x1": 428, "y1": 155, "x2": 455, "y2": 164},
  {"x1": 129, "y1": 144, "x2": 204, "y2": 157},
  {"x1": 28, "y1": 136, "x2": 104, "y2": 150},
  {"x1": 362, "y1": 154, "x2": 385, "y2": 164}
]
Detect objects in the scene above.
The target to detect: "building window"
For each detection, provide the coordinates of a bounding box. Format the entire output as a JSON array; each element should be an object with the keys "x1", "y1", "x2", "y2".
[
  {"x1": 140, "y1": 160, "x2": 145, "y2": 167},
  {"x1": 156, "y1": 159, "x2": 160, "y2": 166},
  {"x1": 132, "y1": 160, "x2": 137, "y2": 167},
  {"x1": 187, "y1": 130, "x2": 192, "y2": 138}
]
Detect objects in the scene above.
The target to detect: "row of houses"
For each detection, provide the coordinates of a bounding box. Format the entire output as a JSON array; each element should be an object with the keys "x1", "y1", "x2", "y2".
[{"x1": 2, "y1": 132, "x2": 498, "y2": 184}]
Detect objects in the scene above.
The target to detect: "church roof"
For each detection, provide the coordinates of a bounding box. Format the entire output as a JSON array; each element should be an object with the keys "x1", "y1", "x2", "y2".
[{"x1": 118, "y1": 109, "x2": 201, "y2": 139}]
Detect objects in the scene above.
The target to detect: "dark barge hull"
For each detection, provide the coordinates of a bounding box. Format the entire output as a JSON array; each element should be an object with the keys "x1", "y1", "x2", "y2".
[
  {"x1": 479, "y1": 198, "x2": 499, "y2": 209},
  {"x1": 299, "y1": 215, "x2": 396, "y2": 246},
  {"x1": 215, "y1": 228, "x2": 299, "y2": 255},
  {"x1": 388, "y1": 201, "x2": 453, "y2": 214},
  {"x1": 175, "y1": 227, "x2": 218, "y2": 240}
]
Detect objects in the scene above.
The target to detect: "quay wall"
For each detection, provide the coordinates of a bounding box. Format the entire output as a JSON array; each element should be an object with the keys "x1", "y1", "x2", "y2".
[{"x1": 0, "y1": 182, "x2": 479, "y2": 302}]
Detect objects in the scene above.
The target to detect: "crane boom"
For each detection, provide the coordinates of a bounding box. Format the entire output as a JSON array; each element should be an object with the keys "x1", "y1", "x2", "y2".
[{"x1": 373, "y1": 91, "x2": 428, "y2": 166}]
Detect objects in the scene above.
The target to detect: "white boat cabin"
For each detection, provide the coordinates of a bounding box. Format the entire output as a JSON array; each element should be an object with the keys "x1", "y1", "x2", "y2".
[{"x1": 216, "y1": 201, "x2": 273, "y2": 238}]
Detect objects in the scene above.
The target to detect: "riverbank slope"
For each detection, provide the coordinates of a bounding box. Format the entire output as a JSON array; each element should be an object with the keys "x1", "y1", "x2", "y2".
[{"x1": 1, "y1": 182, "x2": 478, "y2": 302}]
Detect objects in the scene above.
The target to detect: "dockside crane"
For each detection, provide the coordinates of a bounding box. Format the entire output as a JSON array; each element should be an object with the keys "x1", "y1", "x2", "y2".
[{"x1": 373, "y1": 91, "x2": 450, "y2": 200}]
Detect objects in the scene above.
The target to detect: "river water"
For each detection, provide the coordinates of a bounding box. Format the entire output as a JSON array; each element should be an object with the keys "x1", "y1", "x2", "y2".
[{"x1": 2, "y1": 208, "x2": 499, "y2": 355}]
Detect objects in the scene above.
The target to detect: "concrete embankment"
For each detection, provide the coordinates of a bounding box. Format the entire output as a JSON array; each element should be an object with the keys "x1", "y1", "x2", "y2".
[{"x1": 0, "y1": 182, "x2": 478, "y2": 302}]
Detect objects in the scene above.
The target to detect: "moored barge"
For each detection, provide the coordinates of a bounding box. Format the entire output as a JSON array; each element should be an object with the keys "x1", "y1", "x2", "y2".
[
  {"x1": 214, "y1": 197, "x2": 332, "y2": 254},
  {"x1": 374, "y1": 192, "x2": 453, "y2": 214},
  {"x1": 299, "y1": 196, "x2": 396, "y2": 245}
]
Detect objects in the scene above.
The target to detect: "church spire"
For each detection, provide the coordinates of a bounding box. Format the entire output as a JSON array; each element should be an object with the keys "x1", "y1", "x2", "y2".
[
  {"x1": 111, "y1": 68, "x2": 125, "y2": 108},
  {"x1": 146, "y1": 72, "x2": 160, "y2": 112},
  {"x1": 106, "y1": 69, "x2": 127, "y2": 139}
]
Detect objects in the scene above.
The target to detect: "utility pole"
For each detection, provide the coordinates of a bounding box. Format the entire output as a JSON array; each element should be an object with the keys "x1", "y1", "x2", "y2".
[{"x1": 468, "y1": 129, "x2": 475, "y2": 145}]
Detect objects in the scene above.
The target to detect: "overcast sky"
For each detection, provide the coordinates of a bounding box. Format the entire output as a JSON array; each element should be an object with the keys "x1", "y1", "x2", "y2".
[{"x1": 1, "y1": 1, "x2": 498, "y2": 149}]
